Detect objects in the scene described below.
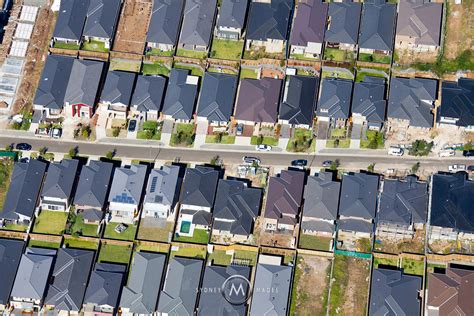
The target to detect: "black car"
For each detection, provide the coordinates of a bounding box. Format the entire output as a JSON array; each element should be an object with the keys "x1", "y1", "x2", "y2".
[
  {"x1": 291, "y1": 159, "x2": 308, "y2": 167},
  {"x1": 15, "y1": 143, "x2": 32, "y2": 151},
  {"x1": 128, "y1": 120, "x2": 137, "y2": 132},
  {"x1": 322, "y1": 160, "x2": 333, "y2": 167},
  {"x1": 467, "y1": 165, "x2": 474, "y2": 171},
  {"x1": 463, "y1": 150, "x2": 474, "y2": 157}
]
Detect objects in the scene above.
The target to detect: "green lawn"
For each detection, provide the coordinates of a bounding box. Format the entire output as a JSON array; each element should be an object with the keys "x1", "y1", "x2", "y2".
[
  {"x1": 324, "y1": 48, "x2": 355, "y2": 62},
  {"x1": 1, "y1": 223, "x2": 28, "y2": 232},
  {"x1": 173, "y1": 64, "x2": 204, "y2": 77},
  {"x1": 33, "y1": 211, "x2": 68, "y2": 235},
  {"x1": 70, "y1": 215, "x2": 100, "y2": 237},
  {"x1": 205, "y1": 134, "x2": 236, "y2": 144},
  {"x1": 326, "y1": 139, "x2": 350, "y2": 148},
  {"x1": 103, "y1": 222, "x2": 137, "y2": 241},
  {"x1": 286, "y1": 128, "x2": 315, "y2": 152},
  {"x1": 146, "y1": 48, "x2": 174, "y2": 57},
  {"x1": 0, "y1": 159, "x2": 14, "y2": 210},
  {"x1": 98, "y1": 243, "x2": 133, "y2": 264},
  {"x1": 28, "y1": 239, "x2": 61, "y2": 249},
  {"x1": 355, "y1": 70, "x2": 387, "y2": 82},
  {"x1": 210, "y1": 38, "x2": 244, "y2": 60},
  {"x1": 53, "y1": 41, "x2": 80, "y2": 50},
  {"x1": 207, "y1": 67, "x2": 238, "y2": 75},
  {"x1": 63, "y1": 237, "x2": 99, "y2": 250},
  {"x1": 208, "y1": 250, "x2": 233, "y2": 265},
  {"x1": 360, "y1": 130, "x2": 385, "y2": 149},
  {"x1": 240, "y1": 68, "x2": 259, "y2": 79},
  {"x1": 373, "y1": 257, "x2": 399, "y2": 268},
  {"x1": 176, "y1": 48, "x2": 207, "y2": 59},
  {"x1": 81, "y1": 40, "x2": 109, "y2": 52},
  {"x1": 358, "y1": 52, "x2": 392, "y2": 64},
  {"x1": 250, "y1": 136, "x2": 279, "y2": 146},
  {"x1": 321, "y1": 69, "x2": 354, "y2": 80},
  {"x1": 170, "y1": 247, "x2": 206, "y2": 259},
  {"x1": 110, "y1": 59, "x2": 141, "y2": 72},
  {"x1": 142, "y1": 62, "x2": 170, "y2": 76},
  {"x1": 137, "y1": 220, "x2": 174, "y2": 243},
  {"x1": 135, "y1": 242, "x2": 169, "y2": 253},
  {"x1": 233, "y1": 250, "x2": 258, "y2": 266},
  {"x1": 402, "y1": 258, "x2": 424, "y2": 276},
  {"x1": 170, "y1": 123, "x2": 195, "y2": 147},
  {"x1": 298, "y1": 234, "x2": 333, "y2": 251},
  {"x1": 137, "y1": 121, "x2": 162, "y2": 140},
  {"x1": 289, "y1": 53, "x2": 319, "y2": 61},
  {"x1": 174, "y1": 228, "x2": 210, "y2": 244}
]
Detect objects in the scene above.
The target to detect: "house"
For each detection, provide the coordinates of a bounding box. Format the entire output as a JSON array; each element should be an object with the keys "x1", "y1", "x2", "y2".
[
  {"x1": 197, "y1": 72, "x2": 238, "y2": 126},
  {"x1": 0, "y1": 159, "x2": 47, "y2": 224},
  {"x1": 176, "y1": 166, "x2": 220, "y2": 237},
  {"x1": 426, "y1": 266, "x2": 474, "y2": 315},
  {"x1": 83, "y1": 263, "x2": 126, "y2": 315},
  {"x1": 130, "y1": 75, "x2": 167, "y2": 121},
  {"x1": 429, "y1": 172, "x2": 474, "y2": 242},
  {"x1": 301, "y1": 171, "x2": 341, "y2": 238},
  {"x1": 64, "y1": 58, "x2": 105, "y2": 119},
  {"x1": 358, "y1": 1, "x2": 396, "y2": 56},
  {"x1": 369, "y1": 268, "x2": 422, "y2": 316},
  {"x1": 377, "y1": 176, "x2": 428, "y2": 239},
  {"x1": 44, "y1": 248, "x2": 95, "y2": 313},
  {"x1": 100, "y1": 70, "x2": 137, "y2": 120},
  {"x1": 264, "y1": 169, "x2": 305, "y2": 232},
  {"x1": 395, "y1": 0, "x2": 443, "y2": 52},
  {"x1": 73, "y1": 160, "x2": 114, "y2": 216},
  {"x1": 289, "y1": 0, "x2": 328, "y2": 58},
  {"x1": 324, "y1": 2, "x2": 362, "y2": 53},
  {"x1": 212, "y1": 179, "x2": 262, "y2": 243},
  {"x1": 142, "y1": 165, "x2": 182, "y2": 220},
  {"x1": 387, "y1": 77, "x2": 437, "y2": 129},
  {"x1": 108, "y1": 164, "x2": 148, "y2": 224},
  {"x1": 249, "y1": 254, "x2": 292, "y2": 316},
  {"x1": 82, "y1": 0, "x2": 122, "y2": 50},
  {"x1": 316, "y1": 78, "x2": 353, "y2": 125},
  {"x1": 146, "y1": 0, "x2": 185, "y2": 53},
  {"x1": 215, "y1": 0, "x2": 249, "y2": 40},
  {"x1": 337, "y1": 172, "x2": 379, "y2": 238},
  {"x1": 279, "y1": 75, "x2": 319, "y2": 128},
  {"x1": 198, "y1": 264, "x2": 251, "y2": 315},
  {"x1": 33, "y1": 54, "x2": 74, "y2": 118},
  {"x1": 234, "y1": 78, "x2": 282, "y2": 125},
  {"x1": 437, "y1": 78, "x2": 474, "y2": 131},
  {"x1": 178, "y1": 0, "x2": 217, "y2": 52},
  {"x1": 51, "y1": 0, "x2": 88, "y2": 46},
  {"x1": 10, "y1": 247, "x2": 57, "y2": 313},
  {"x1": 0, "y1": 238, "x2": 24, "y2": 311},
  {"x1": 39, "y1": 159, "x2": 79, "y2": 212},
  {"x1": 246, "y1": 0, "x2": 293, "y2": 54},
  {"x1": 120, "y1": 252, "x2": 167, "y2": 316},
  {"x1": 157, "y1": 257, "x2": 204, "y2": 316},
  {"x1": 351, "y1": 76, "x2": 387, "y2": 130},
  {"x1": 162, "y1": 69, "x2": 199, "y2": 122}
]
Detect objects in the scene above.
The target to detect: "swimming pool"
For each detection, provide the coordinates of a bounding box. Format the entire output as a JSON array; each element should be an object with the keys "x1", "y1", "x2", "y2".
[{"x1": 180, "y1": 221, "x2": 191, "y2": 234}]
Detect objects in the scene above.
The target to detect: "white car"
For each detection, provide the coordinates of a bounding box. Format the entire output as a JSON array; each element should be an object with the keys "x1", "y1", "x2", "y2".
[
  {"x1": 256, "y1": 144, "x2": 272, "y2": 151},
  {"x1": 448, "y1": 164, "x2": 466, "y2": 172},
  {"x1": 52, "y1": 128, "x2": 62, "y2": 139},
  {"x1": 439, "y1": 149, "x2": 455, "y2": 157},
  {"x1": 388, "y1": 146, "x2": 404, "y2": 156}
]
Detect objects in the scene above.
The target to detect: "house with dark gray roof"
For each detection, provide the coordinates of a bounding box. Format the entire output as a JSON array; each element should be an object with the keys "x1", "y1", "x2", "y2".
[
  {"x1": 33, "y1": 54, "x2": 74, "y2": 117},
  {"x1": 120, "y1": 252, "x2": 166, "y2": 315},
  {"x1": 377, "y1": 176, "x2": 428, "y2": 239},
  {"x1": 246, "y1": 0, "x2": 292, "y2": 54},
  {"x1": 130, "y1": 75, "x2": 167, "y2": 121},
  {"x1": 396, "y1": 0, "x2": 443, "y2": 52},
  {"x1": 178, "y1": 0, "x2": 217, "y2": 52},
  {"x1": 387, "y1": 77, "x2": 437, "y2": 129},
  {"x1": 279, "y1": 75, "x2": 319, "y2": 127},
  {"x1": 146, "y1": 0, "x2": 185, "y2": 53},
  {"x1": 324, "y1": 2, "x2": 361, "y2": 53},
  {"x1": 429, "y1": 172, "x2": 474, "y2": 242},
  {"x1": 215, "y1": 0, "x2": 249, "y2": 40},
  {"x1": 0, "y1": 159, "x2": 47, "y2": 224},
  {"x1": 437, "y1": 78, "x2": 474, "y2": 131},
  {"x1": 234, "y1": 78, "x2": 282, "y2": 125},
  {"x1": 352, "y1": 76, "x2": 387, "y2": 130},
  {"x1": 337, "y1": 172, "x2": 379, "y2": 237},
  {"x1": 358, "y1": 1, "x2": 396, "y2": 55},
  {"x1": 157, "y1": 257, "x2": 203, "y2": 316},
  {"x1": 64, "y1": 58, "x2": 105, "y2": 119},
  {"x1": 301, "y1": 171, "x2": 341, "y2": 238},
  {"x1": 83, "y1": 263, "x2": 126, "y2": 315},
  {"x1": 212, "y1": 179, "x2": 262, "y2": 242},
  {"x1": 289, "y1": 0, "x2": 328, "y2": 59},
  {"x1": 264, "y1": 169, "x2": 305, "y2": 232},
  {"x1": 369, "y1": 268, "x2": 422, "y2": 316},
  {"x1": 40, "y1": 159, "x2": 79, "y2": 212},
  {"x1": 10, "y1": 247, "x2": 56, "y2": 312},
  {"x1": 143, "y1": 165, "x2": 182, "y2": 220},
  {"x1": 197, "y1": 72, "x2": 238, "y2": 125},
  {"x1": 198, "y1": 264, "x2": 251, "y2": 315},
  {"x1": 52, "y1": 0, "x2": 88, "y2": 45},
  {"x1": 162, "y1": 69, "x2": 199, "y2": 121},
  {"x1": 108, "y1": 164, "x2": 148, "y2": 224},
  {"x1": 82, "y1": 0, "x2": 121, "y2": 49},
  {"x1": 250, "y1": 254, "x2": 292, "y2": 316},
  {"x1": 73, "y1": 160, "x2": 114, "y2": 213},
  {"x1": 0, "y1": 238, "x2": 24, "y2": 310},
  {"x1": 316, "y1": 78, "x2": 353, "y2": 124},
  {"x1": 44, "y1": 248, "x2": 94, "y2": 313},
  {"x1": 100, "y1": 71, "x2": 137, "y2": 119}
]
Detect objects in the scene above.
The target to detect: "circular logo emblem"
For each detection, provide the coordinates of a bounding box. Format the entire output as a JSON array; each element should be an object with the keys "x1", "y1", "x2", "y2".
[{"x1": 221, "y1": 275, "x2": 252, "y2": 305}]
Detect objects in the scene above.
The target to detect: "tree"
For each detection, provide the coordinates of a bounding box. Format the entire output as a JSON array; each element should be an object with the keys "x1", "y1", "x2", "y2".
[
  {"x1": 367, "y1": 163, "x2": 376, "y2": 173},
  {"x1": 411, "y1": 162, "x2": 421, "y2": 174},
  {"x1": 330, "y1": 160, "x2": 340, "y2": 171},
  {"x1": 4, "y1": 144, "x2": 13, "y2": 151},
  {"x1": 112, "y1": 127, "x2": 120, "y2": 137},
  {"x1": 68, "y1": 146, "x2": 78, "y2": 158},
  {"x1": 464, "y1": 143, "x2": 473, "y2": 151},
  {"x1": 38, "y1": 147, "x2": 48, "y2": 156},
  {"x1": 409, "y1": 140, "x2": 434, "y2": 156},
  {"x1": 105, "y1": 150, "x2": 115, "y2": 160},
  {"x1": 210, "y1": 155, "x2": 220, "y2": 166}
]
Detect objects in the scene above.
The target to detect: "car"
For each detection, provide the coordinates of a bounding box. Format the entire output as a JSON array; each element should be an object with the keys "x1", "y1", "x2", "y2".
[
  {"x1": 439, "y1": 149, "x2": 455, "y2": 157},
  {"x1": 322, "y1": 160, "x2": 333, "y2": 167},
  {"x1": 256, "y1": 144, "x2": 272, "y2": 151},
  {"x1": 388, "y1": 146, "x2": 404, "y2": 156},
  {"x1": 448, "y1": 164, "x2": 466, "y2": 172},
  {"x1": 467, "y1": 165, "x2": 474, "y2": 172},
  {"x1": 52, "y1": 128, "x2": 62, "y2": 139},
  {"x1": 463, "y1": 150, "x2": 474, "y2": 157},
  {"x1": 15, "y1": 143, "x2": 32, "y2": 151},
  {"x1": 20, "y1": 157, "x2": 29, "y2": 163},
  {"x1": 242, "y1": 156, "x2": 261, "y2": 165},
  {"x1": 128, "y1": 120, "x2": 137, "y2": 132},
  {"x1": 114, "y1": 223, "x2": 128, "y2": 234},
  {"x1": 291, "y1": 159, "x2": 308, "y2": 167},
  {"x1": 236, "y1": 124, "x2": 244, "y2": 136}
]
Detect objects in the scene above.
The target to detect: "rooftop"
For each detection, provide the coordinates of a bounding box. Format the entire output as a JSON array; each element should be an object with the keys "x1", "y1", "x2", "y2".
[
  {"x1": 279, "y1": 75, "x2": 319, "y2": 126},
  {"x1": 162, "y1": 69, "x2": 199, "y2": 120},
  {"x1": 147, "y1": 0, "x2": 185, "y2": 45},
  {"x1": 247, "y1": 0, "x2": 292, "y2": 42},
  {"x1": 325, "y1": 1, "x2": 361, "y2": 45},
  {"x1": 438, "y1": 78, "x2": 474, "y2": 128},
  {"x1": 179, "y1": 0, "x2": 217, "y2": 47},
  {"x1": 302, "y1": 171, "x2": 340, "y2": 221},
  {"x1": 358, "y1": 1, "x2": 396, "y2": 51},
  {"x1": 339, "y1": 172, "x2": 379, "y2": 220},
  {"x1": 290, "y1": 0, "x2": 328, "y2": 47},
  {"x1": 317, "y1": 78, "x2": 353, "y2": 120},
  {"x1": 197, "y1": 72, "x2": 238, "y2": 122}
]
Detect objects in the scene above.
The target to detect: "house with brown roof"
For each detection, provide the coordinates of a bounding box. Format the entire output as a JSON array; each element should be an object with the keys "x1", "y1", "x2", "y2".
[{"x1": 426, "y1": 266, "x2": 474, "y2": 315}]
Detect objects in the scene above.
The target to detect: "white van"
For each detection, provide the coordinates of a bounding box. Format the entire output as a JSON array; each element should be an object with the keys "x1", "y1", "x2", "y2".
[
  {"x1": 439, "y1": 149, "x2": 455, "y2": 157},
  {"x1": 388, "y1": 146, "x2": 404, "y2": 156}
]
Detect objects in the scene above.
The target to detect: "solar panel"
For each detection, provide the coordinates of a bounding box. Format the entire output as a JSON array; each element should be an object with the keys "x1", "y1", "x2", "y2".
[{"x1": 150, "y1": 177, "x2": 158, "y2": 193}]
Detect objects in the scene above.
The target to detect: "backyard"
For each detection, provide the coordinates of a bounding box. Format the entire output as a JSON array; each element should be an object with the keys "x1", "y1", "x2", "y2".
[
  {"x1": 173, "y1": 63, "x2": 204, "y2": 77},
  {"x1": 373, "y1": 256, "x2": 399, "y2": 269},
  {"x1": 208, "y1": 250, "x2": 233, "y2": 265},
  {"x1": 81, "y1": 40, "x2": 109, "y2": 52},
  {"x1": 103, "y1": 222, "x2": 137, "y2": 241},
  {"x1": 210, "y1": 38, "x2": 244, "y2": 60},
  {"x1": 98, "y1": 243, "x2": 133, "y2": 264},
  {"x1": 170, "y1": 245, "x2": 207, "y2": 259},
  {"x1": 28, "y1": 239, "x2": 61, "y2": 249},
  {"x1": 176, "y1": 49, "x2": 208, "y2": 59},
  {"x1": 70, "y1": 214, "x2": 100, "y2": 237},
  {"x1": 239, "y1": 68, "x2": 259, "y2": 79},
  {"x1": 324, "y1": 48, "x2": 355, "y2": 62},
  {"x1": 137, "y1": 219, "x2": 174, "y2": 242},
  {"x1": 174, "y1": 228, "x2": 210, "y2": 244},
  {"x1": 401, "y1": 258, "x2": 425, "y2": 276},
  {"x1": 110, "y1": 59, "x2": 141, "y2": 72},
  {"x1": 33, "y1": 211, "x2": 68, "y2": 235},
  {"x1": 53, "y1": 41, "x2": 80, "y2": 50},
  {"x1": 63, "y1": 236, "x2": 99, "y2": 250},
  {"x1": 170, "y1": 123, "x2": 195, "y2": 147},
  {"x1": 298, "y1": 234, "x2": 333, "y2": 252},
  {"x1": 358, "y1": 52, "x2": 391, "y2": 64},
  {"x1": 141, "y1": 61, "x2": 170, "y2": 76}
]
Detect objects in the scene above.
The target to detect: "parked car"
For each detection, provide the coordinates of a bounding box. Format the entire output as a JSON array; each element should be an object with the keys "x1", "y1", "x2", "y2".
[
  {"x1": 52, "y1": 128, "x2": 62, "y2": 139},
  {"x1": 322, "y1": 160, "x2": 333, "y2": 167},
  {"x1": 291, "y1": 159, "x2": 308, "y2": 167},
  {"x1": 20, "y1": 157, "x2": 29, "y2": 163},
  {"x1": 236, "y1": 124, "x2": 244, "y2": 136},
  {"x1": 114, "y1": 223, "x2": 128, "y2": 234},
  {"x1": 128, "y1": 120, "x2": 137, "y2": 132},
  {"x1": 448, "y1": 164, "x2": 466, "y2": 172},
  {"x1": 463, "y1": 150, "x2": 474, "y2": 157},
  {"x1": 388, "y1": 146, "x2": 404, "y2": 156},
  {"x1": 15, "y1": 143, "x2": 32, "y2": 151},
  {"x1": 256, "y1": 144, "x2": 272, "y2": 151},
  {"x1": 467, "y1": 165, "x2": 474, "y2": 172},
  {"x1": 242, "y1": 156, "x2": 261, "y2": 165},
  {"x1": 439, "y1": 149, "x2": 455, "y2": 157}
]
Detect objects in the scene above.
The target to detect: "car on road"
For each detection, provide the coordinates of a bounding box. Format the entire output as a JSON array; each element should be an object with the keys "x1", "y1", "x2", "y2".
[
  {"x1": 236, "y1": 124, "x2": 244, "y2": 136},
  {"x1": 448, "y1": 164, "x2": 466, "y2": 172},
  {"x1": 322, "y1": 160, "x2": 333, "y2": 168},
  {"x1": 291, "y1": 159, "x2": 307, "y2": 167},
  {"x1": 114, "y1": 223, "x2": 128, "y2": 234},
  {"x1": 52, "y1": 128, "x2": 62, "y2": 139},
  {"x1": 439, "y1": 149, "x2": 455, "y2": 157},
  {"x1": 128, "y1": 120, "x2": 137, "y2": 132},
  {"x1": 242, "y1": 156, "x2": 261, "y2": 165},
  {"x1": 463, "y1": 150, "x2": 474, "y2": 157},
  {"x1": 15, "y1": 143, "x2": 32, "y2": 151},
  {"x1": 256, "y1": 144, "x2": 272, "y2": 151},
  {"x1": 388, "y1": 146, "x2": 404, "y2": 156}
]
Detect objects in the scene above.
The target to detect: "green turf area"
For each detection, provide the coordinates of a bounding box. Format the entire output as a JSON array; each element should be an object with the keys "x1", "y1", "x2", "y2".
[
  {"x1": 298, "y1": 234, "x2": 332, "y2": 251},
  {"x1": 142, "y1": 62, "x2": 170, "y2": 76},
  {"x1": 174, "y1": 229, "x2": 210, "y2": 244},
  {"x1": 145, "y1": 48, "x2": 174, "y2": 57},
  {"x1": 28, "y1": 239, "x2": 61, "y2": 249},
  {"x1": 205, "y1": 134, "x2": 236, "y2": 144},
  {"x1": 286, "y1": 128, "x2": 315, "y2": 152},
  {"x1": 135, "y1": 242, "x2": 169, "y2": 253},
  {"x1": 326, "y1": 139, "x2": 350, "y2": 148},
  {"x1": 402, "y1": 258, "x2": 424, "y2": 276},
  {"x1": 70, "y1": 215, "x2": 100, "y2": 237},
  {"x1": 170, "y1": 247, "x2": 206, "y2": 259},
  {"x1": 233, "y1": 250, "x2": 258, "y2": 266},
  {"x1": 63, "y1": 237, "x2": 99, "y2": 250},
  {"x1": 137, "y1": 121, "x2": 162, "y2": 140},
  {"x1": 137, "y1": 220, "x2": 174, "y2": 242},
  {"x1": 321, "y1": 69, "x2": 354, "y2": 80},
  {"x1": 290, "y1": 53, "x2": 320, "y2": 61},
  {"x1": 210, "y1": 38, "x2": 244, "y2": 60},
  {"x1": 53, "y1": 41, "x2": 80, "y2": 50},
  {"x1": 98, "y1": 243, "x2": 133, "y2": 264},
  {"x1": 358, "y1": 52, "x2": 392, "y2": 64},
  {"x1": 250, "y1": 136, "x2": 279, "y2": 146},
  {"x1": 110, "y1": 59, "x2": 141, "y2": 72},
  {"x1": 173, "y1": 64, "x2": 204, "y2": 77},
  {"x1": 239, "y1": 68, "x2": 259, "y2": 79},
  {"x1": 0, "y1": 159, "x2": 14, "y2": 210},
  {"x1": 360, "y1": 130, "x2": 385, "y2": 149},
  {"x1": 324, "y1": 48, "x2": 355, "y2": 62},
  {"x1": 208, "y1": 250, "x2": 232, "y2": 265},
  {"x1": 373, "y1": 257, "x2": 399, "y2": 268},
  {"x1": 1, "y1": 223, "x2": 28, "y2": 232},
  {"x1": 33, "y1": 211, "x2": 68, "y2": 235},
  {"x1": 103, "y1": 222, "x2": 137, "y2": 241},
  {"x1": 81, "y1": 40, "x2": 109, "y2": 52},
  {"x1": 355, "y1": 69, "x2": 387, "y2": 82},
  {"x1": 170, "y1": 123, "x2": 195, "y2": 147},
  {"x1": 176, "y1": 49, "x2": 208, "y2": 59}
]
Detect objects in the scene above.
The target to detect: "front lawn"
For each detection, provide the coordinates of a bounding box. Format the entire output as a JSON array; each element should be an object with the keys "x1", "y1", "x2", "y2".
[
  {"x1": 176, "y1": 49, "x2": 207, "y2": 59},
  {"x1": 324, "y1": 48, "x2": 355, "y2": 62},
  {"x1": 174, "y1": 228, "x2": 210, "y2": 244},
  {"x1": 33, "y1": 211, "x2": 68, "y2": 235},
  {"x1": 298, "y1": 234, "x2": 333, "y2": 251},
  {"x1": 142, "y1": 62, "x2": 170, "y2": 76},
  {"x1": 103, "y1": 222, "x2": 137, "y2": 241},
  {"x1": 250, "y1": 135, "x2": 279, "y2": 146},
  {"x1": 205, "y1": 134, "x2": 236, "y2": 144},
  {"x1": 173, "y1": 64, "x2": 204, "y2": 77},
  {"x1": 326, "y1": 139, "x2": 351, "y2": 148},
  {"x1": 98, "y1": 243, "x2": 133, "y2": 264},
  {"x1": 53, "y1": 41, "x2": 80, "y2": 50},
  {"x1": 210, "y1": 38, "x2": 244, "y2": 60},
  {"x1": 358, "y1": 52, "x2": 391, "y2": 64},
  {"x1": 63, "y1": 236, "x2": 99, "y2": 250},
  {"x1": 81, "y1": 40, "x2": 109, "y2": 53},
  {"x1": 28, "y1": 239, "x2": 61, "y2": 249},
  {"x1": 286, "y1": 128, "x2": 315, "y2": 152},
  {"x1": 170, "y1": 123, "x2": 195, "y2": 147},
  {"x1": 360, "y1": 130, "x2": 384, "y2": 149},
  {"x1": 70, "y1": 215, "x2": 100, "y2": 237},
  {"x1": 239, "y1": 68, "x2": 259, "y2": 79},
  {"x1": 137, "y1": 121, "x2": 162, "y2": 140}
]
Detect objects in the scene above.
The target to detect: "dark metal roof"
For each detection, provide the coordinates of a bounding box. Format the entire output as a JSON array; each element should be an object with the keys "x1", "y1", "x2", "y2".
[
  {"x1": 358, "y1": 2, "x2": 396, "y2": 51},
  {"x1": 179, "y1": 0, "x2": 217, "y2": 47},
  {"x1": 290, "y1": 0, "x2": 328, "y2": 46},
  {"x1": 147, "y1": 0, "x2": 185, "y2": 45},
  {"x1": 84, "y1": 263, "x2": 126, "y2": 309},
  {"x1": 197, "y1": 72, "x2": 238, "y2": 122},
  {"x1": 100, "y1": 71, "x2": 137, "y2": 106},
  {"x1": 64, "y1": 59, "x2": 105, "y2": 107},
  {"x1": 317, "y1": 78, "x2": 353, "y2": 120},
  {"x1": 303, "y1": 171, "x2": 340, "y2": 221},
  {"x1": 131, "y1": 75, "x2": 167, "y2": 112},
  {"x1": 438, "y1": 78, "x2": 474, "y2": 128},
  {"x1": 325, "y1": 2, "x2": 361, "y2": 45},
  {"x1": 279, "y1": 75, "x2": 319, "y2": 125},
  {"x1": 162, "y1": 69, "x2": 199, "y2": 120},
  {"x1": 180, "y1": 166, "x2": 220, "y2": 208},
  {"x1": 246, "y1": 0, "x2": 292, "y2": 41},
  {"x1": 83, "y1": 0, "x2": 121, "y2": 39},
  {"x1": 0, "y1": 238, "x2": 24, "y2": 305},
  {"x1": 74, "y1": 160, "x2": 114, "y2": 209},
  {"x1": 339, "y1": 172, "x2": 379, "y2": 220},
  {"x1": 41, "y1": 159, "x2": 79, "y2": 200},
  {"x1": 352, "y1": 76, "x2": 386, "y2": 124},
  {"x1": 217, "y1": 0, "x2": 249, "y2": 30},
  {"x1": 52, "y1": 0, "x2": 89, "y2": 41}
]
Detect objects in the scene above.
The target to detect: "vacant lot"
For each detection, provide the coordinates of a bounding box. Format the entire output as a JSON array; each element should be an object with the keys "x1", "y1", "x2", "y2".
[
  {"x1": 113, "y1": 0, "x2": 152, "y2": 54},
  {"x1": 444, "y1": 0, "x2": 474, "y2": 60}
]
